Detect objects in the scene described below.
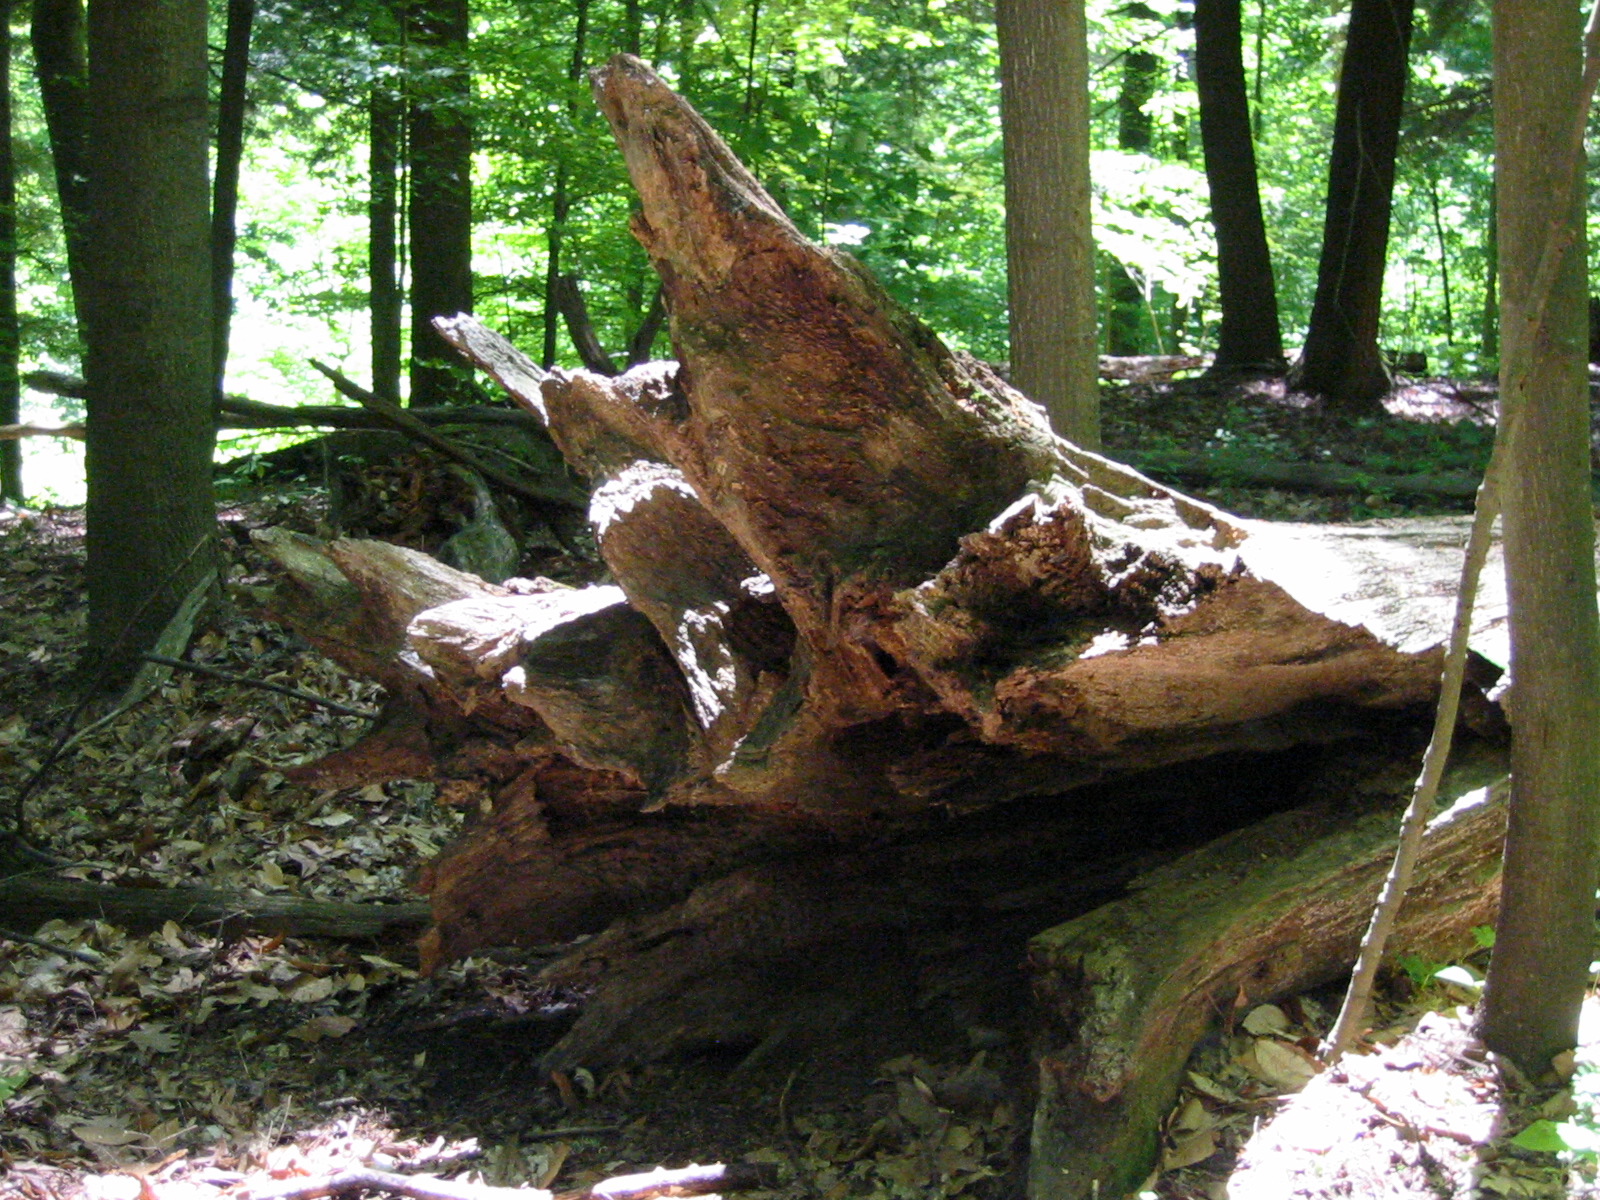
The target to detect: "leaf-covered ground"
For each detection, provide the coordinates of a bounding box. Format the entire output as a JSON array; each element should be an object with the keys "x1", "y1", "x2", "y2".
[{"x1": 2, "y1": 378, "x2": 1597, "y2": 1200}]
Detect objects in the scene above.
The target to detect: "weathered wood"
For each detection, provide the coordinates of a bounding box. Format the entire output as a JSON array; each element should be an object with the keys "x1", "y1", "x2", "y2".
[
  {"x1": 245, "y1": 61, "x2": 1522, "y2": 1162},
  {"x1": 1026, "y1": 772, "x2": 1507, "y2": 1200}
]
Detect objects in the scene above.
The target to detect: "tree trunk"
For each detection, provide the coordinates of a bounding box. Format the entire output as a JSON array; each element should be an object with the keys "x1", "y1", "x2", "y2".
[
  {"x1": 31, "y1": 0, "x2": 89, "y2": 333},
  {"x1": 1194, "y1": 0, "x2": 1285, "y2": 376},
  {"x1": 210, "y1": 0, "x2": 254, "y2": 398},
  {"x1": 1482, "y1": 177, "x2": 1499, "y2": 362},
  {"x1": 1287, "y1": 0, "x2": 1415, "y2": 414},
  {"x1": 996, "y1": 0, "x2": 1101, "y2": 447},
  {"x1": 370, "y1": 3, "x2": 404, "y2": 404},
  {"x1": 81, "y1": 0, "x2": 215, "y2": 681},
  {"x1": 1106, "y1": 48, "x2": 1162, "y2": 357},
  {"x1": 404, "y1": 0, "x2": 473, "y2": 406},
  {"x1": 1476, "y1": 0, "x2": 1600, "y2": 1075},
  {"x1": 0, "y1": 0, "x2": 19, "y2": 503},
  {"x1": 542, "y1": 0, "x2": 590, "y2": 370}
]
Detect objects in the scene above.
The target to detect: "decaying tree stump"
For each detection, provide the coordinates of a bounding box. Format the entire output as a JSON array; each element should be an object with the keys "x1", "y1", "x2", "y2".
[{"x1": 250, "y1": 55, "x2": 1514, "y2": 1200}]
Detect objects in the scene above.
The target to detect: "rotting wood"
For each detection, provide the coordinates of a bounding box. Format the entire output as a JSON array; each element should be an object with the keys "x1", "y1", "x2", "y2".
[
  {"x1": 242, "y1": 59, "x2": 1524, "y2": 1198},
  {"x1": 242, "y1": 56, "x2": 1517, "y2": 972}
]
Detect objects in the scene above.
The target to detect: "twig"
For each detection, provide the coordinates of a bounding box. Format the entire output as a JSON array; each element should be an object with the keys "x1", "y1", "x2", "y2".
[
  {"x1": 308, "y1": 359, "x2": 583, "y2": 509},
  {"x1": 0, "y1": 925, "x2": 104, "y2": 963},
  {"x1": 241, "y1": 1160, "x2": 778, "y2": 1200},
  {"x1": 141, "y1": 653, "x2": 380, "y2": 719},
  {"x1": 525, "y1": 1126, "x2": 620, "y2": 1141}
]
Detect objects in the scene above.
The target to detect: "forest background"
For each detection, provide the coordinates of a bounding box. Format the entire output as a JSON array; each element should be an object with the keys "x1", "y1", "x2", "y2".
[{"x1": 2, "y1": 0, "x2": 1518, "y2": 504}]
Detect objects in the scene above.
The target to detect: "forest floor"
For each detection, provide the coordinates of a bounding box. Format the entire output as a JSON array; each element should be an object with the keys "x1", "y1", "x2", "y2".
[{"x1": 1, "y1": 372, "x2": 1596, "y2": 1200}]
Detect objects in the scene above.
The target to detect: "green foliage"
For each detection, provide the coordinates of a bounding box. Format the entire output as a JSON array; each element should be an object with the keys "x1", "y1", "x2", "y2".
[
  {"x1": 8, "y1": 0, "x2": 1525, "y2": 480},
  {"x1": 0, "y1": 1068, "x2": 29, "y2": 1102},
  {"x1": 1513, "y1": 1119, "x2": 1573, "y2": 1155}
]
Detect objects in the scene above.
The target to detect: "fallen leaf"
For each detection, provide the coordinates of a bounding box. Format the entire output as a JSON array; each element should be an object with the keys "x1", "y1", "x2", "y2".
[
  {"x1": 1240, "y1": 1037, "x2": 1318, "y2": 1092},
  {"x1": 286, "y1": 1015, "x2": 358, "y2": 1042},
  {"x1": 285, "y1": 976, "x2": 334, "y2": 1003},
  {"x1": 1163, "y1": 1127, "x2": 1218, "y2": 1170},
  {"x1": 73, "y1": 1119, "x2": 148, "y2": 1148},
  {"x1": 127, "y1": 1026, "x2": 179, "y2": 1054},
  {"x1": 1241, "y1": 1004, "x2": 1291, "y2": 1036}
]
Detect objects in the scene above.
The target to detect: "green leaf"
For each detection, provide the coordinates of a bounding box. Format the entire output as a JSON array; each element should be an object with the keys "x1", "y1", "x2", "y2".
[
  {"x1": 0, "y1": 1070, "x2": 30, "y2": 1102},
  {"x1": 1511, "y1": 1119, "x2": 1570, "y2": 1154}
]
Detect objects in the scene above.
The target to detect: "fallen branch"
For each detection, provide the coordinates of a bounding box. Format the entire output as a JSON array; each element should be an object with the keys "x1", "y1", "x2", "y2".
[
  {"x1": 243, "y1": 1161, "x2": 779, "y2": 1200},
  {"x1": 0, "y1": 875, "x2": 431, "y2": 939},
  {"x1": 0, "y1": 420, "x2": 85, "y2": 441},
  {"x1": 219, "y1": 394, "x2": 541, "y2": 433},
  {"x1": 0, "y1": 924, "x2": 105, "y2": 963},
  {"x1": 309, "y1": 359, "x2": 587, "y2": 510},
  {"x1": 142, "y1": 652, "x2": 381, "y2": 720}
]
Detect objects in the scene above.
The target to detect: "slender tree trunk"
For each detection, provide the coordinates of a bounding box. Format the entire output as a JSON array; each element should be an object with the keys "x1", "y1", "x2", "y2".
[
  {"x1": 1427, "y1": 175, "x2": 1453, "y2": 344},
  {"x1": 542, "y1": 164, "x2": 570, "y2": 370},
  {"x1": 1476, "y1": 0, "x2": 1600, "y2": 1076},
  {"x1": 1287, "y1": 0, "x2": 1415, "y2": 414},
  {"x1": 31, "y1": 0, "x2": 89, "y2": 331},
  {"x1": 81, "y1": 0, "x2": 216, "y2": 681},
  {"x1": 622, "y1": 0, "x2": 642, "y2": 56},
  {"x1": 1253, "y1": 0, "x2": 1267, "y2": 140},
  {"x1": 1107, "y1": 49, "x2": 1161, "y2": 356},
  {"x1": 370, "y1": 6, "x2": 404, "y2": 404},
  {"x1": 1194, "y1": 0, "x2": 1285, "y2": 375},
  {"x1": 210, "y1": 0, "x2": 253, "y2": 398},
  {"x1": 542, "y1": 0, "x2": 590, "y2": 369},
  {"x1": 995, "y1": 0, "x2": 1100, "y2": 448},
  {"x1": 1482, "y1": 178, "x2": 1499, "y2": 362},
  {"x1": 404, "y1": 0, "x2": 472, "y2": 406},
  {"x1": 0, "y1": 0, "x2": 19, "y2": 502}
]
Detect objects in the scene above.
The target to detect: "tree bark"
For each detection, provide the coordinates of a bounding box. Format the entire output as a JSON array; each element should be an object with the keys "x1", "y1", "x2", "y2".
[
  {"x1": 996, "y1": 0, "x2": 1101, "y2": 447},
  {"x1": 1194, "y1": 0, "x2": 1286, "y2": 375},
  {"x1": 210, "y1": 0, "x2": 254, "y2": 398},
  {"x1": 81, "y1": 0, "x2": 216, "y2": 682},
  {"x1": 31, "y1": 0, "x2": 89, "y2": 333},
  {"x1": 1477, "y1": 0, "x2": 1600, "y2": 1075},
  {"x1": 404, "y1": 0, "x2": 473, "y2": 406},
  {"x1": 1288, "y1": 0, "x2": 1415, "y2": 414}
]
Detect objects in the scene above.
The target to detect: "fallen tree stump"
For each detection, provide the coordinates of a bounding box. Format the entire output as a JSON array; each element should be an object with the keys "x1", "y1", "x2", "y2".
[{"x1": 245, "y1": 55, "x2": 1520, "y2": 1200}]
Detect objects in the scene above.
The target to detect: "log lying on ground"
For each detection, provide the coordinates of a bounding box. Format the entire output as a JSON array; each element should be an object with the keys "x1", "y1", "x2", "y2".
[
  {"x1": 0, "y1": 874, "x2": 430, "y2": 940},
  {"x1": 1027, "y1": 771, "x2": 1507, "y2": 1200},
  {"x1": 248, "y1": 55, "x2": 1510, "y2": 1178}
]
